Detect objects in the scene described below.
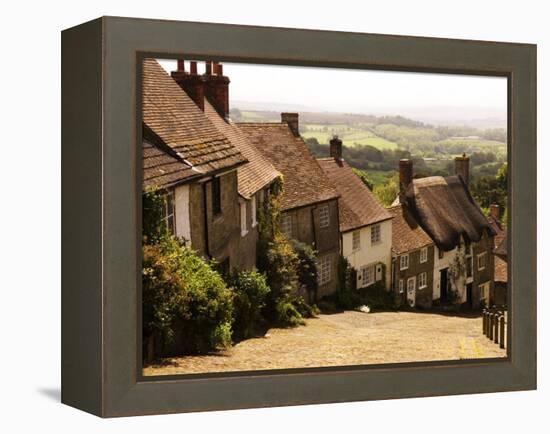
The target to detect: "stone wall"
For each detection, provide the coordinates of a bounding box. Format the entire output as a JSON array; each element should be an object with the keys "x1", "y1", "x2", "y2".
[{"x1": 393, "y1": 245, "x2": 435, "y2": 309}]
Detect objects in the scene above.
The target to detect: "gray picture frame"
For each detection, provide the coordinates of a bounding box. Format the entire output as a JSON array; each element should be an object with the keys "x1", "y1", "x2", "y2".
[{"x1": 61, "y1": 16, "x2": 536, "y2": 417}]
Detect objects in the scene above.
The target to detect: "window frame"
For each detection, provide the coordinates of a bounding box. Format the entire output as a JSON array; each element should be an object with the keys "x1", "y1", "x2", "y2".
[
  {"x1": 240, "y1": 200, "x2": 248, "y2": 237},
  {"x1": 418, "y1": 272, "x2": 427, "y2": 289},
  {"x1": 251, "y1": 195, "x2": 258, "y2": 227},
  {"x1": 162, "y1": 189, "x2": 176, "y2": 236},
  {"x1": 420, "y1": 247, "x2": 428, "y2": 263},
  {"x1": 212, "y1": 176, "x2": 222, "y2": 216},
  {"x1": 280, "y1": 213, "x2": 292, "y2": 237},
  {"x1": 352, "y1": 230, "x2": 361, "y2": 252},
  {"x1": 398, "y1": 279, "x2": 404, "y2": 294},
  {"x1": 477, "y1": 252, "x2": 487, "y2": 270},
  {"x1": 400, "y1": 253, "x2": 409, "y2": 270},
  {"x1": 317, "y1": 256, "x2": 332, "y2": 286},
  {"x1": 370, "y1": 223, "x2": 381, "y2": 245},
  {"x1": 318, "y1": 204, "x2": 330, "y2": 228}
]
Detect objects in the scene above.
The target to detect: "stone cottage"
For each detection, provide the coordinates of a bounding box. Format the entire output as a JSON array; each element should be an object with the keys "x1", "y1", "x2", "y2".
[
  {"x1": 239, "y1": 114, "x2": 341, "y2": 300},
  {"x1": 317, "y1": 136, "x2": 393, "y2": 290},
  {"x1": 394, "y1": 156, "x2": 495, "y2": 308},
  {"x1": 387, "y1": 204, "x2": 435, "y2": 308},
  {"x1": 143, "y1": 58, "x2": 281, "y2": 272},
  {"x1": 170, "y1": 59, "x2": 281, "y2": 270}
]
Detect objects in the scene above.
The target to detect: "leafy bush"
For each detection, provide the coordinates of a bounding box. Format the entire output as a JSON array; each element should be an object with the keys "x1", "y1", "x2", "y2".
[
  {"x1": 142, "y1": 188, "x2": 168, "y2": 245},
  {"x1": 142, "y1": 237, "x2": 234, "y2": 356},
  {"x1": 335, "y1": 256, "x2": 359, "y2": 309},
  {"x1": 275, "y1": 300, "x2": 305, "y2": 327},
  {"x1": 290, "y1": 239, "x2": 318, "y2": 302},
  {"x1": 357, "y1": 281, "x2": 399, "y2": 311},
  {"x1": 226, "y1": 270, "x2": 270, "y2": 340},
  {"x1": 256, "y1": 178, "x2": 305, "y2": 327}
]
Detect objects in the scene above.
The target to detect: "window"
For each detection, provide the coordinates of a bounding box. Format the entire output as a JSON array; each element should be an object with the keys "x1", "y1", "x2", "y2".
[
  {"x1": 479, "y1": 282, "x2": 490, "y2": 306},
  {"x1": 420, "y1": 247, "x2": 428, "y2": 263},
  {"x1": 398, "y1": 279, "x2": 404, "y2": 294},
  {"x1": 319, "y1": 205, "x2": 330, "y2": 228},
  {"x1": 280, "y1": 214, "x2": 292, "y2": 237},
  {"x1": 212, "y1": 177, "x2": 221, "y2": 216},
  {"x1": 352, "y1": 230, "x2": 361, "y2": 251},
  {"x1": 240, "y1": 201, "x2": 248, "y2": 237},
  {"x1": 251, "y1": 195, "x2": 257, "y2": 227},
  {"x1": 361, "y1": 264, "x2": 376, "y2": 287},
  {"x1": 400, "y1": 253, "x2": 409, "y2": 270},
  {"x1": 317, "y1": 256, "x2": 332, "y2": 286},
  {"x1": 418, "y1": 272, "x2": 427, "y2": 289},
  {"x1": 407, "y1": 276, "x2": 416, "y2": 292},
  {"x1": 371, "y1": 224, "x2": 381, "y2": 245},
  {"x1": 162, "y1": 190, "x2": 176, "y2": 235},
  {"x1": 477, "y1": 252, "x2": 487, "y2": 270}
]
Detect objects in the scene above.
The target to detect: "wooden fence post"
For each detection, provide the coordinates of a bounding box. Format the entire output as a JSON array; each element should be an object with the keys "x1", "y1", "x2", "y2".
[
  {"x1": 488, "y1": 313, "x2": 494, "y2": 340},
  {"x1": 494, "y1": 314, "x2": 500, "y2": 344},
  {"x1": 500, "y1": 315, "x2": 506, "y2": 349},
  {"x1": 482, "y1": 309, "x2": 487, "y2": 336}
]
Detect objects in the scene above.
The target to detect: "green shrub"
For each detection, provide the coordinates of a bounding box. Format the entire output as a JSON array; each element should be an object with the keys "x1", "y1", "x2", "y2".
[
  {"x1": 335, "y1": 256, "x2": 359, "y2": 309},
  {"x1": 275, "y1": 300, "x2": 305, "y2": 327},
  {"x1": 142, "y1": 188, "x2": 168, "y2": 245},
  {"x1": 291, "y1": 240, "x2": 318, "y2": 302},
  {"x1": 357, "y1": 281, "x2": 398, "y2": 311},
  {"x1": 142, "y1": 237, "x2": 234, "y2": 356},
  {"x1": 290, "y1": 295, "x2": 319, "y2": 318},
  {"x1": 226, "y1": 270, "x2": 270, "y2": 340}
]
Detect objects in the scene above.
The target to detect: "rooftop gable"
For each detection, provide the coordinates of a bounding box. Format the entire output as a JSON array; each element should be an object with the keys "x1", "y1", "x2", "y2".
[
  {"x1": 237, "y1": 122, "x2": 339, "y2": 211},
  {"x1": 142, "y1": 58, "x2": 246, "y2": 188},
  {"x1": 403, "y1": 175, "x2": 495, "y2": 251},
  {"x1": 387, "y1": 204, "x2": 433, "y2": 255},
  {"x1": 317, "y1": 158, "x2": 392, "y2": 232},
  {"x1": 204, "y1": 102, "x2": 280, "y2": 199}
]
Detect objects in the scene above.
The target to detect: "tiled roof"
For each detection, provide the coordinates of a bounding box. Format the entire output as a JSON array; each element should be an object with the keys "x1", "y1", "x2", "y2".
[
  {"x1": 143, "y1": 139, "x2": 199, "y2": 189},
  {"x1": 317, "y1": 158, "x2": 392, "y2": 232},
  {"x1": 237, "y1": 123, "x2": 339, "y2": 211},
  {"x1": 403, "y1": 175, "x2": 495, "y2": 251},
  {"x1": 387, "y1": 204, "x2": 433, "y2": 255},
  {"x1": 494, "y1": 233, "x2": 507, "y2": 258},
  {"x1": 204, "y1": 102, "x2": 280, "y2": 199},
  {"x1": 495, "y1": 255, "x2": 508, "y2": 283},
  {"x1": 142, "y1": 59, "x2": 246, "y2": 188}
]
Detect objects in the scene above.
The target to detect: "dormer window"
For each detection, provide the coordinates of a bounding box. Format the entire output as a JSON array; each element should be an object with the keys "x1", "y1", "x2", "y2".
[{"x1": 319, "y1": 205, "x2": 330, "y2": 228}]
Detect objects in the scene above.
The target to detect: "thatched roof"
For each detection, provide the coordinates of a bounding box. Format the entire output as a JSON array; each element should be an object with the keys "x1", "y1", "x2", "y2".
[{"x1": 403, "y1": 175, "x2": 495, "y2": 251}]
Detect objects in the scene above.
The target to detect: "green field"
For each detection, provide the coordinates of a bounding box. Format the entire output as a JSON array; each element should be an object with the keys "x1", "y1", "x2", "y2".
[{"x1": 301, "y1": 124, "x2": 398, "y2": 150}]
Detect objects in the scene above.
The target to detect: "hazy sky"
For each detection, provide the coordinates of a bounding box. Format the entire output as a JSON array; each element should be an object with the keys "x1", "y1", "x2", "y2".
[{"x1": 158, "y1": 59, "x2": 507, "y2": 125}]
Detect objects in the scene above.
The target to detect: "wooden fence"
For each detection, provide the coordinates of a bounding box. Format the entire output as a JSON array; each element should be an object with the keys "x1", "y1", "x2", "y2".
[{"x1": 482, "y1": 306, "x2": 507, "y2": 349}]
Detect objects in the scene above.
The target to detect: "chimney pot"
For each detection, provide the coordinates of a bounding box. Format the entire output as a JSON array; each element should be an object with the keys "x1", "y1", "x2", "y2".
[
  {"x1": 329, "y1": 135, "x2": 343, "y2": 161},
  {"x1": 217, "y1": 63, "x2": 223, "y2": 75},
  {"x1": 205, "y1": 61, "x2": 212, "y2": 75},
  {"x1": 455, "y1": 153, "x2": 470, "y2": 186},
  {"x1": 177, "y1": 59, "x2": 185, "y2": 71},
  {"x1": 171, "y1": 64, "x2": 206, "y2": 111},
  {"x1": 203, "y1": 62, "x2": 230, "y2": 118},
  {"x1": 281, "y1": 113, "x2": 300, "y2": 137},
  {"x1": 399, "y1": 159, "x2": 413, "y2": 194}
]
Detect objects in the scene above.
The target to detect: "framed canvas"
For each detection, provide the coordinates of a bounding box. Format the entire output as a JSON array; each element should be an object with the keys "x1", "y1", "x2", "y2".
[{"x1": 61, "y1": 16, "x2": 536, "y2": 417}]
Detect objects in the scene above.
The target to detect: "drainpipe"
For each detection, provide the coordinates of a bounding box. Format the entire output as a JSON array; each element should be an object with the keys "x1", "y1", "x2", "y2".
[{"x1": 202, "y1": 182, "x2": 212, "y2": 259}]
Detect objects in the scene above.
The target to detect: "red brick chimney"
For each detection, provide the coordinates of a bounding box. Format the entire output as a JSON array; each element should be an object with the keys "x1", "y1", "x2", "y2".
[
  {"x1": 330, "y1": 135, "x2": 343, "y2": 162},
  {"x1": 203, "y1": 61, "x2": 230, "y2": 118},
  {"x1": 490, "y1": 204, "x2": 500, "y2": 221},
  {"x1": 399, "y1": 159, "x2": 413, "y2": 194},
  {"x1": 171, "y1": 59, "x2": 205, "y2": 111},
  {"x1": 455, "y1": 153, "x2": 470, "y2": 186},
  {"x1": 281, "y1": 113, "x2": 299, "y2": 137}
]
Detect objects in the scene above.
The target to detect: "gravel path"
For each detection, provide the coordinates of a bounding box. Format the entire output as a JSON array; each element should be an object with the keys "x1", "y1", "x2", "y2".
[{"x1": 143, "y1": 311, "x2": 506, "y2": 376}]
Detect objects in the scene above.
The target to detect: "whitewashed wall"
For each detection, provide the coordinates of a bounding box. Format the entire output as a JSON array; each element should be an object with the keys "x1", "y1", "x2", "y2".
[{"x1": 342, "y1": 219, "x2": 392, "y2": 288}]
